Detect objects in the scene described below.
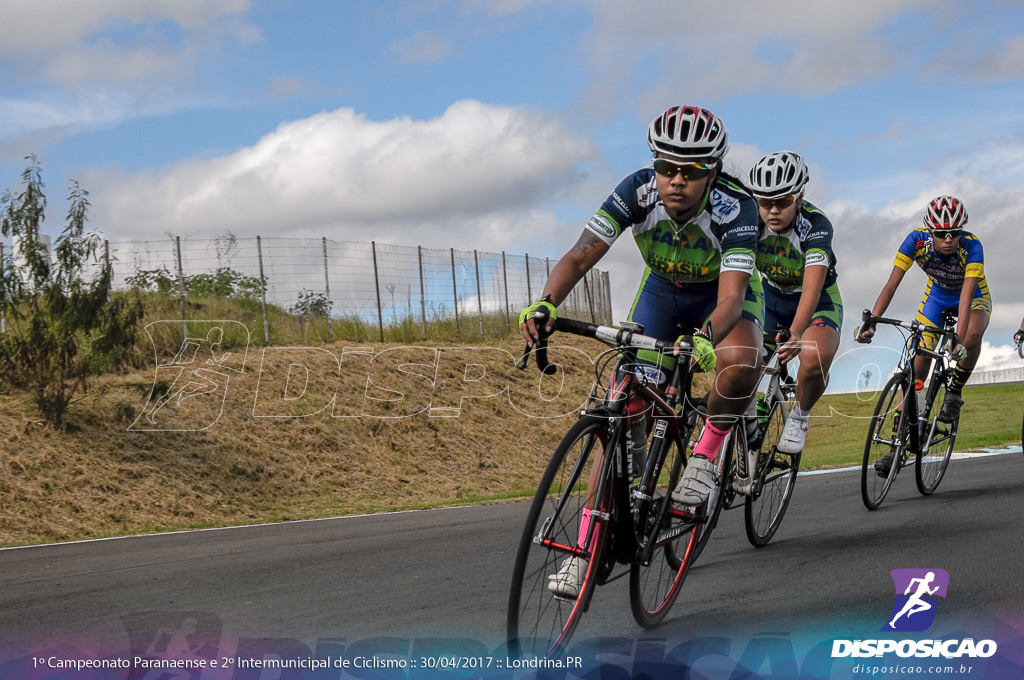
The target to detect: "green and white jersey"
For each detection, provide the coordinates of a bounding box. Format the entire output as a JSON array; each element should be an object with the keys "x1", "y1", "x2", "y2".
[
  {"x1": 755, "y1": 200, "x2": 839, "y2": 294},
  {"x1": 585, "y1": 168, "x2": 758, "y2": 284}
]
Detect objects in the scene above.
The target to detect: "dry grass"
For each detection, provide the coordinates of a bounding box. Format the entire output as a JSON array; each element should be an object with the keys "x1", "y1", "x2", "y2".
[{"x1": 0, "y1": 331, "x2": 648, "y2": 547}]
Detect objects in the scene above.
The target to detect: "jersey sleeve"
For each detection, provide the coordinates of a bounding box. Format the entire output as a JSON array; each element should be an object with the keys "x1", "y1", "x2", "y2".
[
  {"x1": 715, "y1": 187, "x2": 758, "y2": 276},
  {"x1": 962, "y1": 234, "x2": 985, "y2": 279},
  {"x1": 802, "y1": 212, "x2": 835, "y2": 268},
  {"x1": 583, "y1": 171, "x2": 648, "y2": 246},
  {"x1": 893, "y1": 231, "x2": 923, "y2": 271}
]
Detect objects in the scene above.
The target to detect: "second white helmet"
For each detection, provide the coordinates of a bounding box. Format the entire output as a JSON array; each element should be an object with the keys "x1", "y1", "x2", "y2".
[{"x1": 747, "y1": 151, "x2": 809, "y2": 198}]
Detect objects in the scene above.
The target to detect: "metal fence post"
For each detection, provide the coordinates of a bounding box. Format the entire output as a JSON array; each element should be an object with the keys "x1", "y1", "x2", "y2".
[
  {"x1": 418, "y1": 246, "x2": 427, "y2": 340},
  {"x1": 501, "y1": 251, "x2": 510, "y2": 330},
  {"x1": 322, "y1": 237, "x2": 332, "y2": 341},
  {"x1": 525, "y1": 253, "x2": 532, "y2": 302},
  {"x1": 256, "y1": 235, "x2": 270, "y2": 346},
  {"x1": 474, "y1": 249, "x2": 484, "y2": 337},
  {"x1": 450, "y1": 248, "x2": 460, "y2": 338},
  {"x1": 372, "y1": 241, "x2": 384, "y2": 343},
  {"x1": 176, "y1": 236, "x2": 187, "y2": 341}
]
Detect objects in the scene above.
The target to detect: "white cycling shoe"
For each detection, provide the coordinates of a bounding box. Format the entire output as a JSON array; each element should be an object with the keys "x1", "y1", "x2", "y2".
[
  {"x1": 776, "y1": 413, "x2": 808, "y2": 454},
  {"x1": 548, "y1": 556, "x2": 586, "y2": 599},
  {"x1": 671, "y1": 455, "x2": 717, "y2": 506}
]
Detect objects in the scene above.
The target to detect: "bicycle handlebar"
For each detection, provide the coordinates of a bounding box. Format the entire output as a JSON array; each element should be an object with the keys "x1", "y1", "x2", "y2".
[
  {"x1": 858, "y1": 308, "x2": 957, "y2": 342},
  {"x1": 517, "y1": 312, "x2": 691, "y2": 374}
]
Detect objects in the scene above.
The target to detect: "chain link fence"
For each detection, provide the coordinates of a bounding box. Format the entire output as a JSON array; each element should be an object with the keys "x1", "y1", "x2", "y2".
[{"x1": 100, "y1": 236, "x2": 612, "y2": 344}]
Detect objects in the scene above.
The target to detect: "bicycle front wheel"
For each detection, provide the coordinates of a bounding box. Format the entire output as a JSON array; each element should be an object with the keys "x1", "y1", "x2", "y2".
[
  {"x1": 862, "y1": 374, "x2": 909, "y2": 510},
  {"x1": 507, "y1": 415, "x2": 614, "y2": 659},
  {"x1": 629, "y1": 428, "x2": 701, "y2": 628},
  {"x1": 916, "y1": 372, "x2": 957, "y2": 495},
  {"x1": 744, "y1": 401, "x2": 801, "y2": 547}
]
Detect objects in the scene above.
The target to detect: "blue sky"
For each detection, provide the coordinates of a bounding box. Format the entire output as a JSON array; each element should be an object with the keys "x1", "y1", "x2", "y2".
[{"x1": 2, "y1": 0, "x2": 1024, "y2": 390}]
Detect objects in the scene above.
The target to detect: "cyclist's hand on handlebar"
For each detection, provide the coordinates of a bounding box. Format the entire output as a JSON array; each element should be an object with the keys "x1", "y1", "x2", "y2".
[
  {"x1": 1014, "y1": 330, "x2": 1024, "y2": 346},
  {"x1": 951, "y1": 343, "x2": 968, "y2": 362},
  {"x1": 519, "y1": 297, "x2": 557, "y2": 346},
  {"x1": 678, "y1": 330, "x2": 716, "y2": 373},
  {"x1": 776, "y1": 328, "x2": 800, "y2": 363},
  {"x1": 855, "y1": 308, "x2": 875, "y2": 344}
]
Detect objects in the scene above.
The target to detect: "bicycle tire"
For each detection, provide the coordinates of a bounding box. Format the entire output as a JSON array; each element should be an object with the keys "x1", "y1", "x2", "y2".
[
  {"x1": 862, "y1": 374, "x2": 909, "y2": 510},
  {"x1": 507, "y1": 415, "x2": 614, "y2": 659},
  {"x1": 628, "y1": 428, "x2": 701, "y2": 628},
  {"x1": 915, "y1": 371, "x2": 957, "y2": 495},
  {"x1": 744, "y1": 400, "x2": 800, "y2": 547}
]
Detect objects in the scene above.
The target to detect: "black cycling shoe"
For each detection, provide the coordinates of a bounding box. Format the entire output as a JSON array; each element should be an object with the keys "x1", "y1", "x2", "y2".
[
  {"x1": 875, "y1": 450, "x2": 896, "y2": 478},
  {"x1": 938, "y1": 392, "x2": 963, "y2": 423}
]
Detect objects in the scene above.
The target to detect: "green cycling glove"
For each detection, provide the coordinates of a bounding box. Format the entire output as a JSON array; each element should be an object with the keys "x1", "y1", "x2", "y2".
[
  {"x1": 518, "y1": 298, "x2": 557, "y2": 327},
  {"x1": 682, "y1": 330, "x2": 716, "y2": 373}
]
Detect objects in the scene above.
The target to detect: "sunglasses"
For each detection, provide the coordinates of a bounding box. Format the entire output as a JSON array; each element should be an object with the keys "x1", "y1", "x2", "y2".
[
  {"x1": 931, "y1": 229, "x2": 962, "y2": 240},
  {"x1": 652, "y1": 159, "x2": 714, "y2": 181},
  {"x1": 755, "y1": 195, "x2": 798, "y2": 210}
]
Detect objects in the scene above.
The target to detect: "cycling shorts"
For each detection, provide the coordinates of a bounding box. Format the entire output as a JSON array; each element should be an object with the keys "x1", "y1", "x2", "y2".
[
  {"x1": 916, "y1": 278, "x2": 991, "y2": 349},
  {"x1": 625, "y1": 268, "x2": 764, "y2": 378},
  {"x1": 763, "y1": 280, "x2": 844, "y2": 350}
]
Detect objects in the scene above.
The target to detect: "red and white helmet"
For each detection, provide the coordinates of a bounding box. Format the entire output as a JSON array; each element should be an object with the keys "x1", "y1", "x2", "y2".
[
  {"x1": 647, "y1": 105, "x2": 729, "y2": 162},
  {"x1": 923, "y1": 195, "x2": 968, "y2": 230}
]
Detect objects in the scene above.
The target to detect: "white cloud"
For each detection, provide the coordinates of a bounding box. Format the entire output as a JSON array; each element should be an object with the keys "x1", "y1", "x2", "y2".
[
  {"x1": 0, "y1": 0, "x2": 257, "y2": 97},
  {"x1": 83, "y1": 100, "x2": 599, "y2": 249}
]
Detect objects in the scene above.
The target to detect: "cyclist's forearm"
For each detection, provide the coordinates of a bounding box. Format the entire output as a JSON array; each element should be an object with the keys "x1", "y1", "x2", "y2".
[
  {"x1": 870, "y1": 266, "x2": 906, "y2": 317},
  {"x1": 708, "y1": 270, "x2": 749, "y2": 342},
  {"x1": 956, "y1": 277, "x2": 979, "y2": 342},
  {"x1": 790, "y1": 266, "x2": 827, "y2": 335},
  {"x1": 540, "y1": 231, "x2": 609, "y2": 306}
]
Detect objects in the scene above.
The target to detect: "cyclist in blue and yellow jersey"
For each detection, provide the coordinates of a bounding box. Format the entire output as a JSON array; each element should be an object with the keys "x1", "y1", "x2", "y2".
[
  {"x1": 743, "y1": 151, "x2": 843, "y2": 471},
  {"x1": 857, "y1": 195, "x2": 990, "y2": 458},
  {"x1": 520, "y1": 106, "x2": 763, "y2": 594}
]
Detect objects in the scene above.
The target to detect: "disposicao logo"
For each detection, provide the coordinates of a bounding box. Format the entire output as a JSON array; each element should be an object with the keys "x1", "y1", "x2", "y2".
[
  {"x1": 883, "y1": 568, "x2": 949, "y2": 632},
  {"x1": 831, "y1": 568, "x2": 998, "y2": 660}
]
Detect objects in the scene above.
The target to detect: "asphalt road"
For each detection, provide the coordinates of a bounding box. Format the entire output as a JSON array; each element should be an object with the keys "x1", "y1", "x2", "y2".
[{"x1": 1, "y1": 451, "x2": 1021, "y2": 670}]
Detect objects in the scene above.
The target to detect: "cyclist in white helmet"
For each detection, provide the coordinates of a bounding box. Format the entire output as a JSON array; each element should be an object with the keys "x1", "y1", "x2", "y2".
[
  {"x1": 520, "y1": 105, "x2": 763, "y2": 597},
  {"x1": 857, "y1": 195, "x2": 990, "y2": 474},
  {"x1": 744, "y1": 150, "x2": 843, "y2": 462}
]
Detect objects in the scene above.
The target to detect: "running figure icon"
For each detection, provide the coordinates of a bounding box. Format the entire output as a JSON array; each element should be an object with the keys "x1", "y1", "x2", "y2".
[
  {"x1": 884, "y1": 568, "x2": 949, "y2": 632},
  {"x1": 888, "y1": 571, "x2": 939, "y2": 628}
]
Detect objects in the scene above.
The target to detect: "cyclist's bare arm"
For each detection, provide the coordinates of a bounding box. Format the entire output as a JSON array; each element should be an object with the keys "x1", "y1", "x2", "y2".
[
  {"x1": 706, "y1": 269, "x2": 749, "y2": 343},
  {"x1": 955, "y1": 276, "x2": 980, "y2": 343},
  {"x1": 778, "y1": 264, "x2": 827, "y2": 362},
  {"x1": 521, "y1": 230, "x2": 610, "y2": 344},
  {"x1": 858, "y1": 265, "x2": 908, "y2": 343}
]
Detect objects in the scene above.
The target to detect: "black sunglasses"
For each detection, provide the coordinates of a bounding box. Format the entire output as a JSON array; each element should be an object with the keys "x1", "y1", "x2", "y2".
[
  {"x1": 931, "y1": 229, "x2": 962, "y2": 240},
  {"x1": 652, "y1": 159, "x2": 714, "y2": 181}
]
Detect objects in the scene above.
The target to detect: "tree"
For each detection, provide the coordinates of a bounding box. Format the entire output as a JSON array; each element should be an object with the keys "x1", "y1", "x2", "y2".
[{"x1": 0, "y1": 156, "x2": 143, "y2": 427}]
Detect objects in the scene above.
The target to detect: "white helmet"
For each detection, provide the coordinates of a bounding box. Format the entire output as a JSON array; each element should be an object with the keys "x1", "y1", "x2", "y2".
[
  {"x1": 647, "y1": 106, "x2": 729, "y2": 162},
  {"x1": 747, "y1": 151, "x2": 809, "y2": 198}
]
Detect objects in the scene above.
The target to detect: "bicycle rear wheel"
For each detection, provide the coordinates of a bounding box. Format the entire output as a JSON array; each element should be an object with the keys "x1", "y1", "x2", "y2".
[
  {"x1": 744, "y1": 401, "x2": 800, "y2": 547},
  {"x1": 507, "y1": 415, "x2": 614, "y2": 659},
  {"x1": 629, "y1": 427, "x2": 701, "y2": 628},
  {"x1": 916, "y1": 372, "x2": 957, "y2": 495},
  {"x1": 862, "y1": 374, "x2": 909, "y2": 510}
]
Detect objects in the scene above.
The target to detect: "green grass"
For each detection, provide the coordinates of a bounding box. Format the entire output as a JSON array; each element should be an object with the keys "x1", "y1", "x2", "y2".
[{"x1": 801, "y1": 383, "x2": 1022, "y2": 470}]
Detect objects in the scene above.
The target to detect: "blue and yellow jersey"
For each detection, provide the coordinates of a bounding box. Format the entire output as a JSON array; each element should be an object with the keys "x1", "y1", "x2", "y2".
[
  {"x1": 584, "y1": 169, "x2": 758, "y2": 284},
  {"x1": 894, "y1": 229, "x2": 985, "y2": 292},
  {"x1": 755, "y1": 200, "x2": 839, "y2": 294}
]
